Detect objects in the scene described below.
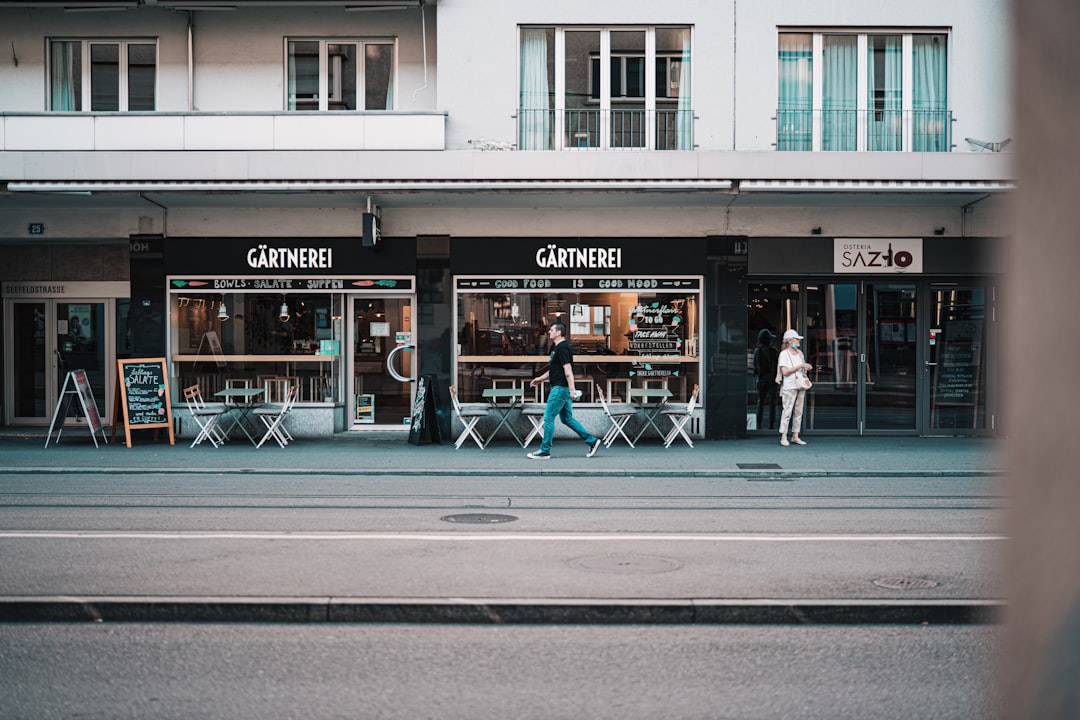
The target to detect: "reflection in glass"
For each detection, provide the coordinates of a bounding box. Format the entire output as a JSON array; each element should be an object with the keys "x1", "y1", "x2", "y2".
[{"x1": 456, "y1": 289, "x2": 700, "y2": 404}]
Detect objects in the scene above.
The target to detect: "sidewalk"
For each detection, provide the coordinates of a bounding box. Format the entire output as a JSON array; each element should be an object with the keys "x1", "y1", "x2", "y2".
[{"x1": 0, "y1": 429, "x2": 1003, "y2": 478}]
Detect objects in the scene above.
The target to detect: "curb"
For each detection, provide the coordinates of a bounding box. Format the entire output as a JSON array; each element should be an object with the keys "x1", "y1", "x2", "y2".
[
  {"x1": 0, "y1": 597, "x2": 1003, "y2": 625},
  {"x1": 0, "y1": 467, "x2": 1004, "y2": 478}
]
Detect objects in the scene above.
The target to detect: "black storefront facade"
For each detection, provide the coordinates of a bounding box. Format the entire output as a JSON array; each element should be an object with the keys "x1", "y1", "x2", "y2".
[
  {"x1": 450, "y1": 237, "x2": 708, "y2": 441},
  {"x1": 163, "y1": 236, "x2": 423, "y2": 436},
  {"x1": 727, "y1": 235, "x2": 1004, "y2": 438}
]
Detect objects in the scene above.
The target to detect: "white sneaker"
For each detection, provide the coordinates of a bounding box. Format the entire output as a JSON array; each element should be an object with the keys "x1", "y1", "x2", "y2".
[
  {"x1": 527, "y1": 451, "x2": 551, "y2": 460},
  {"x1": 586, "y1": 439, "x2": 601, "y2": 458}
]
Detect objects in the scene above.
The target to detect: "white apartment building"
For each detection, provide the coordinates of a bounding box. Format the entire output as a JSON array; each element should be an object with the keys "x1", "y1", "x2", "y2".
[{"x1": 0, "y1": 0, "x2": 1012, "y2": 441}]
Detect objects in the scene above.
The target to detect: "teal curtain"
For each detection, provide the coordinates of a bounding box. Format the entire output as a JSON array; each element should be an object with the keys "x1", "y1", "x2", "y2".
[
  {"x1": 50, "y1": 41, "x2": 80, "y2": 111},
  {"x1": 519, "y1": 28, "x2": 552, "y2": 150},
  {"x1": 676, "y1": 31, "x2": 693, "y2": 150},
  {"x1": 913, "y1": 34, "x2": 947, "y2": 151},
  {"x1": 867, "y1": 35, "x2": 902, "y2": 151},
  {"x1": 822, "y1": 35, "x2": 856, "y2": 151},
  {"x1": 778, "y1": 33, "x2": 812, "y2": 151}
]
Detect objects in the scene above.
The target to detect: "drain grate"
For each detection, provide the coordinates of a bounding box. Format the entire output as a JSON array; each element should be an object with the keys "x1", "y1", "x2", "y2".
[
  {"x1": 440, "y1": 513, "x2": 518, "y2": 524},
  {"x1": 873, "y1": 576, "x2": 940, "y2": 590},
  {"x1": 567, "y1": 553, "x2": 684, "y2": 575},
  {"x1": 737, "y1": 463, "x2": 782, "y2": 470}
]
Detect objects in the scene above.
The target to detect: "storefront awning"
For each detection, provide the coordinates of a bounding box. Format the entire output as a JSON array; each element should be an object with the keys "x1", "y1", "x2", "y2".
[
  {"x1": 738, "y1": 180, "x2": 1014, "y2": 193},
  {"x1": 4, "y1": 179, "x2": 735, "y2": 193}
]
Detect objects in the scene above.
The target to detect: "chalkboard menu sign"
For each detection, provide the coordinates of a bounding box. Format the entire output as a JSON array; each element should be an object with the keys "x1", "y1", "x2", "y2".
[{"x1": 112, "y1": 358, "x2": 175, "y2": 447}]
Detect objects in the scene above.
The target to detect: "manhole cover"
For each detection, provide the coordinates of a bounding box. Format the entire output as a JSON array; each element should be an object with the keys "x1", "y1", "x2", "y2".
[
  {"x1": 567, "y1": 553, "x2": 684, "y2": 575},
  {"x1": 737, "y1": 463, "x2": 782, "y2": 470},
  {"x1": 872, "y1": 576, "x2": 939, "y2": 590},
  {"x1": 440, "y1": 513, "x2": 518, "y2": 524}
]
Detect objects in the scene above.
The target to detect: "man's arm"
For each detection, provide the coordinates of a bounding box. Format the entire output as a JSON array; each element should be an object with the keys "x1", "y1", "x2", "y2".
[
  {"x1": 563, "y1": 362, "x2": 579, "y2": 398},
  {"x1": 530, "y1": 370, "x2": 550, "y2": 387}
]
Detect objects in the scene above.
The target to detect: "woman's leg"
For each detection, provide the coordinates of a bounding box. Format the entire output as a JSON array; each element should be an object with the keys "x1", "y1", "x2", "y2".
[{"x1": 779, "y1": 388, "x2": 796, "y2": 444}]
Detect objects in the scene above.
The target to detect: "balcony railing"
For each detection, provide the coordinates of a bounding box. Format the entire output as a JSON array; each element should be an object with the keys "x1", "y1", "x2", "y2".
[
  {"x1": 775, "y1": 109, "x2": 953, "y2": 152},
  {"x1": 517, "y1": 108, "x2": 694, "y2": 151}
]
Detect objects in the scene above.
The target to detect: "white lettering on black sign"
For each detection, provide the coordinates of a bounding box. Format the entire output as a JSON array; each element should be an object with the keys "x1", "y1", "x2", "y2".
[
  {"x1": 247, "y1": 244, "x2": 333, "y2": 270},
  {"x1": 535, "y1": 244, "x2": 622, "y2": 270}
]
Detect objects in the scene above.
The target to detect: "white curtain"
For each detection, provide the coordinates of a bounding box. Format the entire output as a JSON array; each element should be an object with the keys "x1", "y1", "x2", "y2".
[
  {"x1": 50, "y1": 41, "x2": 79, "y2": 111},
  {"x1": 676, "y1": 31, "x2": 693, "y2": 150},
  {"x1": 519, "y1": 28, "x2": 551, "y2": 150},
  {"x1": 822, "y1": 35, "x2": 856, "y2": 151},
  {"x1": 777, "y1": 34, "x2": 812, "y2": 150},
  {"x1": 867, "y1": 35, "x2": 902, "y2": 151},
  {"x1": 913, "y1": 35, "x2": 947, "y2": 151}
]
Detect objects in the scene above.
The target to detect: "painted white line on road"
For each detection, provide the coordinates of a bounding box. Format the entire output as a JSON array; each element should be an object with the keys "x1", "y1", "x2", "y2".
[{"x1": 0, "y1": 531, "x2": 1007, "y2": 542}]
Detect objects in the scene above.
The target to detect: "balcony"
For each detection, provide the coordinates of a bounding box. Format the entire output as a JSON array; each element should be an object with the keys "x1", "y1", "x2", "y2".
[
  {"x1": 0, "y1": 111, "x2": 446, "y2": 152},
  {"x1": 517, "y1": 108, "x2": 694, "y2": 151},
  {"x1": 776, "y1": 109, "x2": 954, "y2": 152}
]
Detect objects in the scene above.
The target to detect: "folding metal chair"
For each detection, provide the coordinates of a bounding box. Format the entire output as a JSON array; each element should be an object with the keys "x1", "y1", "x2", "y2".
[
  {"x1": 661, "y1": 384, "x2": 700, "y2": 448},
  {"x1": 183, "y1": 384, "x2": 228, "y2": 448},
  {"x1": 255, "y1": 384, "x2": 298, "y2": 448},
  {"x1": 450, "y1": 384, "x2": 490, "y2": 450},
  {"x1": 596, "y1": 387, "x2": 637, "y2": 448},
  {"x1": 520, "y1": 403, "x2": 546, "y2": 447}
]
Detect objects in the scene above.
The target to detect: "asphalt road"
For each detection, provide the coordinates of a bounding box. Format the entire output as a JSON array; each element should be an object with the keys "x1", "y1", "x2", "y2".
[
  {"x1": 0, "y1": 473, "x2": 1004, "y2": 604},
  {"x1": 0, "y1": 623, "x2": 1002, "y2": 720}
]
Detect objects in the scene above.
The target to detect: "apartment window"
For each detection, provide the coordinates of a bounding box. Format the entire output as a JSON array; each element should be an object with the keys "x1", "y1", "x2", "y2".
[
  {"x1": 519, "y1": 26, "x2": 692, "y2": 151},
  {"x1": 48, "y1": 40, "x2": 156, "y2": 111},
  {"x1": 286, "y1": 39, "x2": 395, "y2": 111},
  {"x1": 777, "y1": 31, "x2": 949, "y2": 152}
]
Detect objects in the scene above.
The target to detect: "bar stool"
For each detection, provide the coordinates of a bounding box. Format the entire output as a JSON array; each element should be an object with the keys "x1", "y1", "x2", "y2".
[{"x1": 607, "y1": 378, "x2": 632, "y2": 403}]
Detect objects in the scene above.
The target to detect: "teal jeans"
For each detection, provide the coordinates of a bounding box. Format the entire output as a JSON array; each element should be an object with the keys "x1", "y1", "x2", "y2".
[{"x1": 539, "y1": 385, "x2": 598, "y2": 454}]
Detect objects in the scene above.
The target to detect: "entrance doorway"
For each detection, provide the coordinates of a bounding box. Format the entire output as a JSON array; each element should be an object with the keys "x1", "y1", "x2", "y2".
[
  {"x1": 349, "y1": 296, "x2": 415, "y2": 429},
  {"x1": 747, "y1": 280, "x2": 994, "y2": 436},
  {"x1": 4, "y1": 299, "x2": 113, "y2": 425}
]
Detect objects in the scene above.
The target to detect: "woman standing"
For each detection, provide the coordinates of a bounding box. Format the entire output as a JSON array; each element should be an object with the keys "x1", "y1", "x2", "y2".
[{"x1": 777, "y1": 329, "x2": 813, "y2": 447}]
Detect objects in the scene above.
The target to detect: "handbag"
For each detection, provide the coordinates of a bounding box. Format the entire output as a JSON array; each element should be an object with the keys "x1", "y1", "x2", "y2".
[{"x1": 796, "y1": 373, "x2": 812, "y2": 390}]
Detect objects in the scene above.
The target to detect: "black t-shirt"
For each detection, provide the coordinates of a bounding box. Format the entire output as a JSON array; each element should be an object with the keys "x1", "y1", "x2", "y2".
[{"x1": 549, "y1": 340, "x2": 573, "y2": 387}]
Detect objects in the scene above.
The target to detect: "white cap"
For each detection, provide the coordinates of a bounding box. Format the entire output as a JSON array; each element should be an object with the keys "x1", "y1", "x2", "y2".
[{"x1": 783, "y1": 329, "x2": 804, "y2": 341}]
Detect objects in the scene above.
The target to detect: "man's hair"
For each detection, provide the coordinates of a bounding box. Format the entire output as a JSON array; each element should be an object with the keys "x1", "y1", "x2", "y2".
[{"x1": 550, "y1": 321, "x2": 566, "y2": 337}]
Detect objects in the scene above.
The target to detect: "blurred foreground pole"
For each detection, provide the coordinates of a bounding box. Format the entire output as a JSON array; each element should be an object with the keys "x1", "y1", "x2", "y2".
[{"x1": 1007, "y1": 0, "x2": 1080, "y2": 717}]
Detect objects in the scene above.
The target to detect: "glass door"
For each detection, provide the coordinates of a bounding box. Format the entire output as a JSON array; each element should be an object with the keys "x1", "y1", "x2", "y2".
[
  {"x1": 865, "y1": 283, "x2": 918, "y2": 431},
  {"x1": 5, "y1": 299, "x2": 110, "y2": 425},
  {"x1": 925, "y1": 286, "x2": 988, "y2": 432},
  {"x1": 350, "y1": 296, "x2": 415, "y2": 428}
]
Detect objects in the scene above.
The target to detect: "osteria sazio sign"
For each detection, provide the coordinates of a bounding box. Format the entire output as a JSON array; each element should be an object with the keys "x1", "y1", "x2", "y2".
[{"x1": 834, "y1": 238, "x2": 923, "y2": 274}]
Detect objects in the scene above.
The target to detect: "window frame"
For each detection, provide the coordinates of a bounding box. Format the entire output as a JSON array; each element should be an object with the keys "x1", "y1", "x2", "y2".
[
  {"x1": 284, "y1": 37, "x2": 398, "y2": 112},
  {"x1": 47, "y1": 38, "x2": 158, "y2": 112},
  {"x1": 776, "y1": 28, "x2": 951, "y2": 152},
  {"x1": 520, "y1": 25, "x2": 693, "y2": 151}
]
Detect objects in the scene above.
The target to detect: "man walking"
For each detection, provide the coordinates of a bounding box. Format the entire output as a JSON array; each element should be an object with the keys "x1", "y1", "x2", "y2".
[{"x1": 526, "y1": 322, "x2": 602, "y2": 460}]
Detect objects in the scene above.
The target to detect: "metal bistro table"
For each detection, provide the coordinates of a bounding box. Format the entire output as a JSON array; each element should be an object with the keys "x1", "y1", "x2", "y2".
[
  {"x1": 214, "y1": 387, "x2": 266, "y2": 445},
  {"x1": 629, "y1": 387, "x2": 672, "y2": 443},
  {"x1": 481, "y1": 387, "x2": 525, "y2": 448}
]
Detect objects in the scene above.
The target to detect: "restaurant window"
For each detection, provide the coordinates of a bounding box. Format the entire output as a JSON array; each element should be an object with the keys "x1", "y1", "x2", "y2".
[
  {"x1": 48, "y1": 39, "x2": 157, "y2": 111},
  {"x1": 169, "y1": 290, "x2": 343, "y2": 404},
  {"x1": 455, "y1": 279, "x2": 702, "y2": 405},
  {"x1": 286, "y1": 39, "x2": 395, "y2": 111}
]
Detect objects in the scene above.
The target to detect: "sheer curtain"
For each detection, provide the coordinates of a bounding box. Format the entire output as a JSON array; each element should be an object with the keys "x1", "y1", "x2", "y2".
[
  {"x1": 822, "y1": 35, "x2": 856, "y2": 151},
  {"x1": 677, "y1": 30, "x2": 693, "y2": 150},
  {"x1": 50, "y1": 41, "x2": 80, "y2": 111},
  {"x1": 867, "y1": 35, "x2": 902, "y2": 151},
  {"x1": 777, "y1": 33, "x2": 812, "y2": 151},
  {"x1": 519, "y1": 28, "x2": 551, "y2": 150},
  {"x1": 913, "y1": 34, "x2": 947, "y2": 151}
]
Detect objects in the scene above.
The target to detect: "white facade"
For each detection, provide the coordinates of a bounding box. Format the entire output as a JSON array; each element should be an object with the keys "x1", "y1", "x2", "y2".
[{"x1": 0, "y1": 0, "x2": 1013, "y2": 437}]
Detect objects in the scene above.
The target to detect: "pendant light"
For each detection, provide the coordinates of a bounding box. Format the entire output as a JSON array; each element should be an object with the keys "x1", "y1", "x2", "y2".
[
  {"x1": 217, "y1": 300, "x2": 229, "y2": 321},
  {"x1": 279, "y1": 296, "x2": 290, "y2": 323}
]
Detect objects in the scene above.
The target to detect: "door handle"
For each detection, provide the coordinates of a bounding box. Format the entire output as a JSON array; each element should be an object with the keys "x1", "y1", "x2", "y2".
[
  {"x1": 925, "y1": 361, "x2": 938, "y2": 367},
  {"x1": 386, "y1": 344, "x2": 415, "y2": 383}
]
